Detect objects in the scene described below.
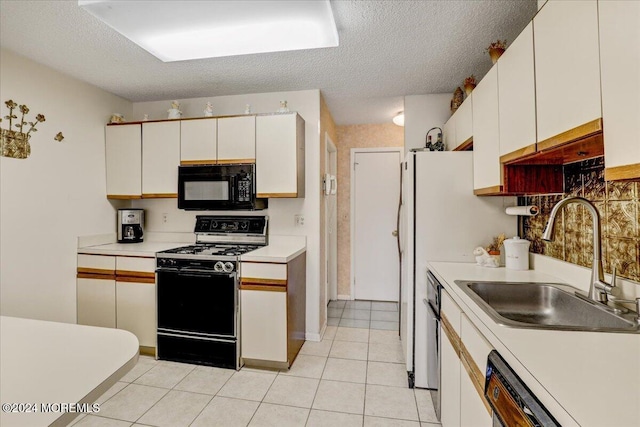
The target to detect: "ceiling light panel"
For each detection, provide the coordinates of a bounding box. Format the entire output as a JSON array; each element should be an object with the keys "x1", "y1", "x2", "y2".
[{"x1": 78, "y1": 0, "x2": 339, "y2": 62}]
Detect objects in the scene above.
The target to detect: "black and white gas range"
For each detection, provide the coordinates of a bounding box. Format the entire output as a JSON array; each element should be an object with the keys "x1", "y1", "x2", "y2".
[{"x1": 156, "y1": 215, "x2": 268, "y2": 369}]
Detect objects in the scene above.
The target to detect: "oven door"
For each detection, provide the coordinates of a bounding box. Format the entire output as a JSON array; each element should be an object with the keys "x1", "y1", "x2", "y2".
[{"x1": 157, "y1": 268, "x2": 237, "y2": 338}]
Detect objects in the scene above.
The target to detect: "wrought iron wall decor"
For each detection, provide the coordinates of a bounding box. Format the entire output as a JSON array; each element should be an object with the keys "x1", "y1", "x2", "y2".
[{"x1": 1, "y1": 99, "x2": 64, "y2": 159}]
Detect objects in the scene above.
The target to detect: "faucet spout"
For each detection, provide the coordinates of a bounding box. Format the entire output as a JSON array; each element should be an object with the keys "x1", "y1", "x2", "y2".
[{"x1": 541, "y1": 196, "x2": 616, "y2": 303}]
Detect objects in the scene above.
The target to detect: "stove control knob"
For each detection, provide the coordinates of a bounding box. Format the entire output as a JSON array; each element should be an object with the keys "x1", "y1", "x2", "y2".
[
  {"x1": 224, "y1": 262, "x2": 235, "y2": 272},
  {"x1": 214, "y1": 261, "x2": 225, "y2": 272}
]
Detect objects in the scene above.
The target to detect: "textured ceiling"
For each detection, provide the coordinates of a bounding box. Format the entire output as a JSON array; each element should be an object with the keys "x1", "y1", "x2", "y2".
[{"x1": 0, "y1": 1, "x2": 537, "y2": 125}]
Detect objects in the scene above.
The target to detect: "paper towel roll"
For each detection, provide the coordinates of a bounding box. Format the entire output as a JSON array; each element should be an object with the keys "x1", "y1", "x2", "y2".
[{"x1": 505, "y1": 206, "x2": 539, "y2": 216}]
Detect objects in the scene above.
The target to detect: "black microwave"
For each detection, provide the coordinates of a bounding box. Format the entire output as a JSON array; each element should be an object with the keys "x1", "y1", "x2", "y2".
[{"x1": 178, "y1": 164, "x2": 266, "y2": 210}]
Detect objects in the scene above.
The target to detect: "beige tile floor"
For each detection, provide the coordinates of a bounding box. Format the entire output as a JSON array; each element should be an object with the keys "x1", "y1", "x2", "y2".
[{"x1": 69, "y1": 300, "x2": 440, "y2": 427}]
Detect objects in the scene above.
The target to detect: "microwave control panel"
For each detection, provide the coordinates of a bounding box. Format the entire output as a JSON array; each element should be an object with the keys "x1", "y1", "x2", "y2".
[{"x1": 238, "y1": 179, "x2": 251, "y2": 201}]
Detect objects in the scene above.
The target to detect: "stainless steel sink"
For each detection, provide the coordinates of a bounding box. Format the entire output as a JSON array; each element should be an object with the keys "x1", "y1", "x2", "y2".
[{"x1": 454, "y1": 281, "x2": 640, "y2": 333}]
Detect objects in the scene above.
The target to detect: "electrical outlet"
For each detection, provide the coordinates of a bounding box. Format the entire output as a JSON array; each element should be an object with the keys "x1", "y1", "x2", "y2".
[
  {"x1": 294, "y1": 214, "x2": 305, "y2": 227},
  {"x1": 162, "y1": 213, "x2": 168, "y2": 224}
]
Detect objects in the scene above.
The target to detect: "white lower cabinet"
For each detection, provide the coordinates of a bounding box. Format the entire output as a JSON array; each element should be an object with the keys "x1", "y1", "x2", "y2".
[
  {"x1": 240, "y1": 289, "x2": 287, "y2": 362},
  {"x1": 116, "y1": 280, "x2": 156, "y2": 348},
  {"x1": 77, "y1": 253, "x2": 157, "y2": 349},
  {"x1": 441, "y1": 290, "x2": 462, "y2": 427},
  {"x1": 77, "y1": 277, "x2": 116, "y2": 328},
  {"x1": 440, "y1": 290, "x2": 493, "y2": 427},
  {"x1": 440, "y1": 325, "x2": 461, "y2": 427}
]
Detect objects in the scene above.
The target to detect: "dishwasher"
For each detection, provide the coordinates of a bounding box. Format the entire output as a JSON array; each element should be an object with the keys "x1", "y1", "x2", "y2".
[{"x1": 485, "y1": 350, "x2": 560, "y2": 427}]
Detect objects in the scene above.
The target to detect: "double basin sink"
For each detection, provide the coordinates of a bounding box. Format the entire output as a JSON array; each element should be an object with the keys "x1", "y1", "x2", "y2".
[{"x1": 455, "y1": 281, "x2": 640, "y2": 333}]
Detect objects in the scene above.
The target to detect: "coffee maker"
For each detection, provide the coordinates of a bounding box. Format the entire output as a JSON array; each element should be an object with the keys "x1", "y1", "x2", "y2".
[{"x1": 117, "y1": 209, "x2": 144, "y2": 243}]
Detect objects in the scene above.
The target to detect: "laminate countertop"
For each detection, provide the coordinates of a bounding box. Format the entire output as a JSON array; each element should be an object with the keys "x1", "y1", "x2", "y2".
[
  {"x1": 427, "y1": 262, "x2": 640, "y2": 427},
  {"x1": 0, "y1": 316, "x2": 139, "y2": 426}
]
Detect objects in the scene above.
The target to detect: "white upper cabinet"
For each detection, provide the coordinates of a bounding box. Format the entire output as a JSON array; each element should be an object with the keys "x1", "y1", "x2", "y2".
[
  {"x1": 256, "y1": 113, "x2": 305, "y2": 198},
  {"x1": 105, "y1": 124, "x2": 141, "y2": 198},
  {"x1": 599, "y1": 0, "x2": 640, "y2": 181},
  {"x1": 472, "y1": 66, "x2": 502, "y2": 193},
  {"x1": 180, "y1": 118, "x2": 217, "y2": 165},
  {"x1": 454, "y1": 96, "x2": 473, "y2": 148},
  {"x1": 534, "y1": 0, "x2": 601, "y2": 145},
  {"x1": 498, "y1": 22, "x2": 536, "y2": 158},
  {"x1": 142, "y1": 121, "x2": 180, "y2": 197},
  {"x1": 443, "y1": 115, "x2": 456, "y2": 151},
  {"x1": 218, "y1": 116, "x2": 256, "y2": 163}
]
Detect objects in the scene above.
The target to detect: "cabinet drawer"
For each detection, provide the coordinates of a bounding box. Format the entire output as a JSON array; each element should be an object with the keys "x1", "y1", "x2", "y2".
[
  {"x1": 241, "y1": 262, "x2": 287, "y2": 282},
  {"x1": 77, "y1": 254, "x2": 116, "y2": 274},
  {"x1": 116, "y1": 256, "x2": 156, "y2": 276},
  {"x1": 441, "y1": 289, "x2": 462, "y2": 335}
]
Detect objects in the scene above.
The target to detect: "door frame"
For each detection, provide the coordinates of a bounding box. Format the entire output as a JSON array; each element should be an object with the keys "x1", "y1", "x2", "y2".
[
  {"x1": 350, "y1": 147, "x2": 403, "y2": 300},
  {"x1": 325, "y1": 133, "x2": 338, "y2": 304}
]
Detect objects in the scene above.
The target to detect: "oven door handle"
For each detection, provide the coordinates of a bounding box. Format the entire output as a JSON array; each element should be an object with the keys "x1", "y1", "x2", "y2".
[{"x1": 178, "y1": 271, "x2": 236, "y2": 279}]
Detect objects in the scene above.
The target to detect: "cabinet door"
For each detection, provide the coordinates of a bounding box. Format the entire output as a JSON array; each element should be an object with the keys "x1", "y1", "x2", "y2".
[
  {"x1": 180, "y1": 118, "x2": 217, "y2": 165},
  {"x1": 142, "y1": 121, "x2": 180, "y2": 197},
  {"x1": 105, "y1": 124, "x2": 141, "y2": 198},
  {"x1": 441, "y1": 326, "x2": 461, "y2": 427},
  {"x1": 599, "y1": 0, "x2": 640, "y2": 181},
  {"x1": 460, "y1": 370, "x2": 491, "y2": 427},
  {"x1": 534, "y1": 0, "x2": 601, "y2": 145},
  {"x1": 218, "y1": 116, "x2": 256, "y2": 163},
  {"x1": 443, "y1": 116, "x2": 456, "y2": 151},
  {"x1": 77, "y1": 277, "x2": 116, "y2": 328},
  {"x1": 460, "y1": 314, "x2": 493, "y2": 426},
  {"x1": 454, "y1": 97, "x2": 473, "y2": 148},
  {"x1": 498, "y1": 22, "x2": 536, "y2": 159},
  {"x1": 116, "y1": 280, "x2": 156, "y2": 347},
  {"x1": 256, "y1": 114, "x2": 305, "y2": 198},
  {"x1": 472, "y1": 66, "x2": 502, "y2": 192},
  {"x1": 240, "y1": 289, "x2": 287, "y2": 362}
]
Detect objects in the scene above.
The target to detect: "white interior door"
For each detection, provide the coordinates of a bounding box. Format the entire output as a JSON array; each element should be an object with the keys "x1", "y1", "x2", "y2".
[{"x1": 352, "y1": 149, "x2": 401, "y2": 301}]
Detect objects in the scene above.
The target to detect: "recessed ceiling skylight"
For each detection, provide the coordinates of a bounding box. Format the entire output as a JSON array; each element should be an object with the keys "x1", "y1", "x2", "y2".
[{"x1": 78, "y1": 0, "x2": 339, "y2": 62}]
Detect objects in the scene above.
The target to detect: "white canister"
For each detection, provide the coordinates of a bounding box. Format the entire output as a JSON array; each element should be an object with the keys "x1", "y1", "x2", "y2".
[{"x1": 503, "y1": 236, "x2": 531, "y2": 270}]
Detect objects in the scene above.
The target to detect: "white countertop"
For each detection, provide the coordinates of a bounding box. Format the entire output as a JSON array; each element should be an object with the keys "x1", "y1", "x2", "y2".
[
  {"x1": 241, "y1": 235, "x2": 307, "y2": 263},
  {"x1": 78, "y1": 241, "x2": 188, "y2": 257},
  {"x1": 427, "y1": 262, "x2": 640, "y2": 427},
  {"x1": 0, "y1": 316, "x2": 139, "y2": 426}
]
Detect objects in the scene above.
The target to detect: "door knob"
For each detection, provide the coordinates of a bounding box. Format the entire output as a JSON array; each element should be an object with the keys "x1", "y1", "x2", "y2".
[{"x1": 392, "y1": 230, "x2": 398, "y2": 237}]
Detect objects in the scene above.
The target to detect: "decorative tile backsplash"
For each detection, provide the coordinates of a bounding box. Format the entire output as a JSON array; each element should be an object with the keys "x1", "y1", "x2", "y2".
[{"x1": 522, "y1": 157, "x2": 640, "y2": 282}]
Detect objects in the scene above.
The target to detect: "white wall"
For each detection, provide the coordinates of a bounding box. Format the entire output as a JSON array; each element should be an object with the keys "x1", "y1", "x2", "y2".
[
  {"x1": 0, "y1": 49, "x2": 133, "y2": 322},
  {"x1": 404, "y1": 94, "x2": 451, "y2": 153},
  {"x1": 132, "y1": 90, "x2": 323, "y2": 338}
]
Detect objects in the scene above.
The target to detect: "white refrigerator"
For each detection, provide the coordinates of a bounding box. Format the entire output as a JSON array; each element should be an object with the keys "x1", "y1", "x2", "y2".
[{"x1": 399, "y1": 150, "x2": 516, "y2": 389}]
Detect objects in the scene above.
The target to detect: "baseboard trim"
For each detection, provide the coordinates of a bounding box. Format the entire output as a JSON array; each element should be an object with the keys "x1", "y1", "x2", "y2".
[
  {"x1": 337, "y1": 294, "x2": 352, "y2": 300},
  {"x1": 306, "y1": 332, "x2": 322, "y2": 342}
]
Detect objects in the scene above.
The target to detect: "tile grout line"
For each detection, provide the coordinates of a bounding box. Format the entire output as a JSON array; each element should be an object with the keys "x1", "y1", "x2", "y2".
[{"x1": 304, "y1": 328, "x2": 334, "y2": 426}]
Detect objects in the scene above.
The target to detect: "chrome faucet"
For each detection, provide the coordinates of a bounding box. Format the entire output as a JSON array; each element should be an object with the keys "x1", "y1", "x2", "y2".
[{"x1": 542, "y1": 196, "x2": 620, "y2": 303}]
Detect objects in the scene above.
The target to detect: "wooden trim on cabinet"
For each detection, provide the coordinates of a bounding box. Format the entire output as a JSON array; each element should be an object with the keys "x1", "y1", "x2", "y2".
[
  {"x1": 142, "y1": 193, "x2": 178, "y2": 199},
  {"x1": 605, "y1": 163, "x2": 640, "y2": 181},
  {"x1": 77, "y1": 272, "x2": 116, "y2": 280},
  {"x1": 117, "y1": 276, "x2": 155, "y2": 284},
  {"x1": 240, "y1": 284, "x2": 287, "y2": 292},
  {"x1": 499, "y1": 143, "x2": 537, "y2": 164},
  {"x1": 537, "y1": 118, "x2": 602, "y2": 152},
  {"x1": 452, "y1": 137, "x2": 473, "y2": 152},
  {"x1": 473, "y1": 185, "x2": 504, "y2": 196},
  {"x1": 180, "y1": 160, "x2": 216, "y2": 166},
  {"x1": 257, "y1": 192, "x2": 298, "y2": 198},
  {"x1": 107, "y1": 195, "x2": 142, "y2": 200},
  {"x1": 440, "y1": 312, "x2": 461, "y2": 357},
  {"x1": 116, "y1": 270, "x2": 155, "y2": 280},
  {"x1": 241, "y1": 277, "x2": 287, "y2": 286},
  {"x1": 77, "y1": 267, "x2": 115, "y2": 276},
  {"x1": 460, "y1": 343, "x2": 493, "y2": 415},
  {"x1": 217, "y1": 159, "x2": 256, "y2": 164}
]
